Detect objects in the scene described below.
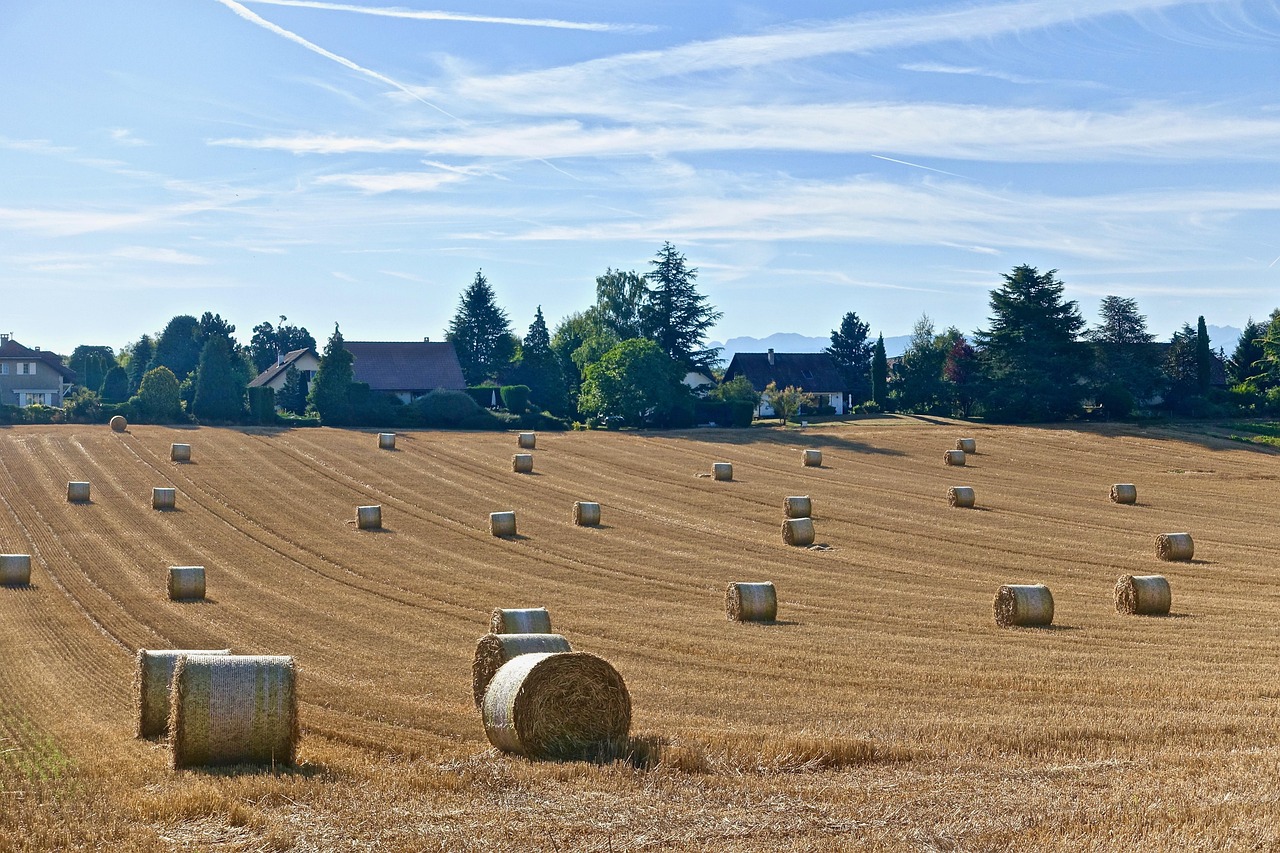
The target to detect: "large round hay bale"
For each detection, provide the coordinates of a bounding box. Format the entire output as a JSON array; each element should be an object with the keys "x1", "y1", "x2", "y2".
[
  {"x1": 481, "y1": 652, "x2": 630, "y2": 760},
  {"x1": 1156, "y1": 532, "x2": 1194, "y2": 562},
  {"x1": 573, "y1": 501, "x2": 600, "y2": 527},
  {"x1": 993, "y1": 583, "x2": 1054, "y2": 627},
  {"x1": 948, "y1": 486, "x2": 975, "y2": 508},
  {"x1": 783, "y1": 495, "x2": 812, "y2": 519},
  {"x1": 1110, "y1": 484, "x2": 1137, "y2": 505},
  {"x1": 171, "y1": 443, "x2": 191, "y2": 463},
  {"x1": 802, "y1": 449, "x2": 822, "y2": 467},
  {"x1": 725, "y1": 581, "x2": 777, "y2": 622},
  {"x1": 67, "y1": 481, "x2": 91, "y2": 503},
  {"x1": 472, "y1": 633, "x2": 573, "y2": 707},
  {"x1": 490, "y1": 607, "x2": 552, "y2": 635},
  {"x1": 512, "y1": 453, "x2": 534, "y2": 474},
  {"x1": 956, "y1": 438, "x2": 976, "y2": 453},
  {"x1": 782, "y1": 517, "x2": 815, "y2": 547},
  {"x1": 490, "y1": 511, "x2": 517, "y2": 537},
  {"x1": 378, "y1": 432, "x2": 396, "y2": 450},
  {"x1": 169, "y1": 654, "x2": 298, "y2": 769},
  {"x1": 0, "y1": 554, "x2": 32, "y2": 587},
  {"x1": 152, "y1": 487, "x2": 176, "y2": 511},
  {"x1": 109, "y1": 415, "x2": 127, "y2": 433},
  {"x1": 518, "y1": 432, "x2": 536, "y2": 450},
  {"x1": 713, "y1": 462, "x2": 733, "y2": 481},
  {"x1": 134, "y1": 648, "x2": 231, "y2": 737},
  {"x1": 1114, "y1": 574, "x2": 1171, "y2": 616},
  {"x1": 944, "y1": 449, "x2": 966, "y2": 467},
  {"x1": 168, "y1": 566, "x2": 206, "y2": 601},
  {"x1": 356, "y1": 505, "x2": 382, "y2": 530}
]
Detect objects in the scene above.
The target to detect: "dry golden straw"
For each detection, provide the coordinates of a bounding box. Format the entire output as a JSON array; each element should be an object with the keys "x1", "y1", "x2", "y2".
[
  {"x1": 956, "y1": 438, "x2": 977, "y2": 453},
  {"x1": 512, "y1": 453, "x2": 534, "y2": 474},
  {"x1": 169, "y1": 654, "x2": 299, "y2": 769},
  {"x1": 472, "y1": 633, "x2": 573, "y2": 708},
  {"x1": 948, "y1": 486, "x2": 975, "y2": 508},
  {"x1": 0, "y1": 554, "x2": 32, "y2": 586},
  {"x1": 725, "y1": 581, "x2": 777, "y2": 622},
  {"x1": 152, "y1": 487, "x2": 176, "y2": 511},
  {"x1": 1110, "y1": 484, "x2": 1137, "y2": 504},
  {"x1": 783, "y1": 517, "x2": 816, "y2": 547},
  {"x1": 67, "y1": 481, "x2": 90, "y2": 502},
  {"x1": 573, "y1": 501, "x2": 600, "y2": 527},
  {"x1": 357, "y1": 505, "x2": 382, "y2": 530},
  {"x1": 1114, "y1": 574, "x2": 1172, "y2": 616},
  {"x1": 170, "y1": 443, "x2": 191, "y2": 463},
  {"x1": 481, "y1": 651, "x2": 631, "y2": 760},
  {"x1": 490, "y1": 607, "x2": 553, "y2": 635},
  {"x1": 993, "y1": 583, "x2": 1054, "y2": 627},
  {"x1": 802, "y1": 449, "x2": 822, "y2": 467},
  {"x1": 784, "y1": 495, "x2": 812, "y2": 519},
  {"x1": 1156, "y1": 532, "x2": 1194, "y2": 561},
  {"x1": 944, "y1": 449, "x2": 966, "y2": 467},
  {"x1": 134, "y1": 648, "x2": 230, "y2": 738},
  {"x1": 490, "y1": 511, "x2": 517, "y2": 537},
  {"x1": 518, "y1": 432, "x2": 537, "y2": 450},
  {"x1": 713, "y1": 462, "x2": 733, "y2": 481},
  {"x1": 168, "y1": 566, "x2": 206, "y2": 601},
  {"x1": 109, "y1": 415, "x2": 127, "y2": 433},
  {"x1": 378, "y1": 432, "x2": 396, "y2": 450}
]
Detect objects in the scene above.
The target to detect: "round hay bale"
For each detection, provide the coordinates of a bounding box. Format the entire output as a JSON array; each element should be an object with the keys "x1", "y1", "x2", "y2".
[
  {"x1": 1114, "y1": 574, "x2": 1171, "y2": 616},
  {"x1": 956, "y1": 438, "x2": 976, "y2": 453},
  {"x1": 169, "y1": 654, "x2": 298, "y2": 769},
  {"x1": 134, "y1": 648, "x2": 231, "y2": 738},
  {"x1": 356, "y1": 505, "x2": 382, "y2": 530},
  {"x1": 802, "y1": 449, "x2": 822, "y2": 467},
  {"x1": 573, "y1": 501, "x2": 600, "y2": 527},
  {"x1": 518, "y1": 432, "x2": 537, "y2": 450},
  {"x1": 67, "y1": 481, "x2": 91, "y2": 503},
  {"x1": 472, "y1": 633, "x2": 573, "y2": 707},
  {"x1": 168, "y1": 566, "x2": 206, "y2": 601},
  {"x1": 784, "y1": 495, "x2": 812, "y2": 519},
  {"x1": 0, "y1": 554, "x2": 32, "y2": 587},
  {"x1": 782, "y1": 517, "x2": 815, "y2": 547},
  {"x1": 490, "y1": 511, "x2": 517, "y2": 537},
  {"x1": 378, "y1": 432, "x2": 396, "y2": 450},
  {"x1": 993, "y1": 583, "x2": 1054, "y2": 627},
  {"x1": 512, "y1": 453, "x2": 534, "y2": 474},
  {"x1": 725, "y1": 581, "x2": 777, "y2": 622},
  {"x1": 490, "y1": 607, "x2": 552, "y2": 635},
  {"x1": 481, "y1": 651, "x2": 631, "y2": 760},
  {"x1": 170, "y1": 443, "x2": 192, "y2": 463},
  {"x1": 109, "y1": 415, "x2": 127, "y2": 433},
  {"x1": 948, "y1": 486, "x2": 975, "y2": 508},
  {"x1": 1156, "y1": 532, "x2": 1194, "y2": 562},
  {"x1": 944, "y1": 449, "x2": 966, "y2": 467},
  {"x1": 713, "y1": 462, "x2": 733, "y2": 481},
  {"x1": 1110, "y1": 483, "x2": 1137, "y2": 505},
  {"x1": 152, "y1": 487, "x2": 176, "y2": 511}
]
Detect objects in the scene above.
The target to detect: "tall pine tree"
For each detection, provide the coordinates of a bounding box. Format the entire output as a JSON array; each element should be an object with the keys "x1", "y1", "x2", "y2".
[
  {"x1": 826, "y1": 312, "x2": 873, "y2": 406},
  {"x1": 642, "y1": 243, "x2": 722, "y2": 372},
  {"x1": 1228, "y1": 318, "x2": 1264, "y2": 385},
  {"x1": 308, "y1": 324, "x2": 355, "y2": 425},
  {"x1": 446, "y1": 271, "x2": 515, "y2": 385},
  {"x1": 510, "y1": 306, "x2": 569, "y2": 416},
  {"x1": 192, "y1": 336, "x2": 247, "y2": 422},
  {"x1": 1195, "y1": 315, "x2": 1212, "y2": 393},
  {"x1": 871, "y1": 333, "x2": 888, "y2": 408}
]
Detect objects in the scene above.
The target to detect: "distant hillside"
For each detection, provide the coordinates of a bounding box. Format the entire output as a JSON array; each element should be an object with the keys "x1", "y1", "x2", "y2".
[
  {"x1": 710, "y1": 332, "x2": 913, "y2": 363},
  {"x1": 1206, "y1": 325, "x2": 1241, "y2": 354}
]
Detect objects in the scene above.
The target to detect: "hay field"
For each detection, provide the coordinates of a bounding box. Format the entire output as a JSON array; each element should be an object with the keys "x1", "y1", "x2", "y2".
[{"x1": 1, "y1": 419, "x2": 1279, "y2": 851}]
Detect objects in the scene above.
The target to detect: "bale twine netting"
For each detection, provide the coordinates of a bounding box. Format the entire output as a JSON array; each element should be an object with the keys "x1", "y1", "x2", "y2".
[
  {"x1": 784, "y1": 495, "x2": 812, "y2": 519},
  {"x1": 725, "y1": 581, "x2": 777, "y2": 622},
  {"x1": 171, "y1": 443, "x2": 191, "y2": 463},
  {"x1": 993, "y1": 583, "x2": 1054, "y2": 627},
  {"x1": 948, "y1": 486, "x2": 975, "y2": 508},
  {"x1": 490, "y1": 511, "x2": 517, "y2": 537},
  {"x1": 481, "y1": 652, "x2": 631, "y2": 760},
  {"x1": 713, "y1": 462, "x2": 733, "y2": 481},
  {"x1": 472, "y1": 633, "x2": 573, "y2": 707},
  {"x1": 956, "y1": 438, "x2": 977, "y2": 453},
  {"x1": 1156, "y1": 533, "x2": 1194, "y2": 562},
  {"x1": 1115, "y1": 574, "x2": 1172, "y2": 616},
  {"x1": 378, "y1": 432, "x2": 396, "y2": 450},
  {"x1": 357, "y1": 505, "x2": 382, "y2": 530},
  {"x1": 110, "y1": 415, "x2": 127, "y2": 433},
  {"x1": 802, "y1": 449, "x2": 822, "y2": 467},
  {"x1": 169, "y1": 654, "x2": 298, "y2": 769},
  {"x1": 1111, "y1": 484, "x2": 1137, "y2": 505},
  {"x1": 0, "y1": 554, "x2": 32, "y2": 586},
  {"x1": 573, "y1": 501, "x2": 601, "y2": 527},
  {"x1": 513, "y1": 453, "x2": 534, "y2": 474},
  {"x1": 134, "y1": 648, "x2": 231, "y2": 738},
  {"x1": 67, "y1": 481, "x2": 90, "y2": 503},
  {"x1": 518, "y1": 432, "x2": 537, "y2": 450},
  {"x1": 168, "y1": 566, "x2": 206, "y2": 601},
  {"x1": 152, "y1": 487, "x2": 176, "y2": 511},
  {"x1": 490, "y1": 607, "x2": 553, "y2": 635},
  {"x1": 782, "y1": 517, "x2": 815, "y2": 547},
  {"x1": 944, "y1": 450, "x2": 966, "y2": 467}
]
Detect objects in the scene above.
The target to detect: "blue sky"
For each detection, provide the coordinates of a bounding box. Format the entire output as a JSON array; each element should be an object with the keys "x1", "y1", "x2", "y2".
[{"x1": 3, "y1": 0, "x2": 1279, "y2": 357}]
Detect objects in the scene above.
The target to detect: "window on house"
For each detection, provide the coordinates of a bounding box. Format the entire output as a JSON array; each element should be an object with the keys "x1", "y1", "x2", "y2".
[
  {"x1": 20, "y1": 362, "x2": 33, "y2": 375},
  {"x1": 0, "y1": 363, "x2": 7, "y2": 375}
]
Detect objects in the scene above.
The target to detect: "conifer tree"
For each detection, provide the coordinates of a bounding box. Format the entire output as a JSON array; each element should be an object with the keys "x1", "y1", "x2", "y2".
[
  {"x1": 308, "y1": 324, "x2": 355, "y2": 425},
  {"x1": 642, "y1": 243, "x2": 722, "y2": 371},
  {"x1": 446, "y1": 271, "x2": 515, "y2": 384}
]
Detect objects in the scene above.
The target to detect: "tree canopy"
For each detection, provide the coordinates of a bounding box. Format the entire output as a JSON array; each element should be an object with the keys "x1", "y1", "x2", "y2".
[
  {"x1": 446, "y1": 271, "x2": 516, "y2": 385},
  {"x1": 643, "y1": 243, "x2": 722, "y2": 372},
  {"x1": 578, "y1": 338, "x2": 691, "y2": 428},
  {"x1": 308, "y1": 324, "x2": 355, "y2": 425},
  {"x1": 827, "y1": 311, "x2": 873, "y2": 405}
]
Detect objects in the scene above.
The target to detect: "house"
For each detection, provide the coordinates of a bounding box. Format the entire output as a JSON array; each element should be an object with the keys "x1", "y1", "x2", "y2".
[
  {"x1": 722, "y1": 349, "x2": 846, "y2": 417},
  {"x1": 682, "y1": 370, "x2": 717, "y2": 395},
  {"x1": 248, "y1": 340, "x2": 467, "y2": 405},
  {"x1": 0, "y1": 334, "x2": 76, "y2": 407}
]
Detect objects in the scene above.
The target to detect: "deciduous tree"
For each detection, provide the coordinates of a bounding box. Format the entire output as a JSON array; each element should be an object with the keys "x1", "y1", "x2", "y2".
[{"x1": 578, "y1": 338, "x2": 691, "y2": 427}]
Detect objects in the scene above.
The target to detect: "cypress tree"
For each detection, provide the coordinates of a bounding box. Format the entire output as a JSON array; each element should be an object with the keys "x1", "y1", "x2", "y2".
[
  {"x1": 308, "y1": 324, "x2": 355, "y2": 425},
  {"x1": 871, "y1": 333, "x2": 888, "y2": 407},
  {"x1": 192, "y1": 336, "x2": 248, "y2": 422},
  {"x1": 1195, "y1": 315, "x2": 1212, "y2": 393}
]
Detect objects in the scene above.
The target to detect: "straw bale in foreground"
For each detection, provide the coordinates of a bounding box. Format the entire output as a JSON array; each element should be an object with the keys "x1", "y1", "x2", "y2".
[
  {"x1": 1114, "y1": 574, "x2": 1171, "y2": 616},
  {"x1": 170, "y1": 654, "x2": 298, "y2": 769},
  {"x1": 993, "y1": 583, "x2": 1054, "y2": 627},
  {"x1": 956, "y1": 438, "x2": 976, "y2": 453},
  {"x1": 784, "y1": 495, "x2": 812, "y2": 519},
  {"x1": 802, "y1": 449, "x2": 822, "y2": 467},
  {"x1": 472, "y1": 633, "x2": 572, "y2": 707},
  {"x1": 0, "y1": 554, "x2": 32, "y2": 586},
  {"x1": 948, "y1": 486, "x2": 975, "y2": 508},
  {"x1": 1156, "y1": 532, "x2": 1194, "y2": 562},
  {"x1": 713, "y1": 462, "x2": 733, "y2": 481},
  {"x1": 356, "y1": 505, "x2": 382, "y2": 530},
  {"x1": 1110, "y1": 484, "x2": 1137, "y2": 505},
  {"x1": 573, "y1": 501, "x2": 600, "y2": 526},
  {"x1": 490, "y1": 511, "x2": 517, "y2": 537},
  {"x1": 134, "y1": 648, "x2": 231, "y2": 737},
  {"x1": 171, "y1": 443, "x2": 191, "y2": 463},
  {"x1": 725, "y1": 581, "x2": 777, "y2": 622},
  {"x1": 944, "y1": 449, "x2": 966, "y2": 467},
  {"x1": 168, "y1": 566, "x2": 206, "y2": 601},
  {"x1": 378, "y1": 433, "x2": 396, "y2": 450},
  {"x1": 782, "y1": 517, "x2": 815, "y2": 547},
  {"x1": 513, "y1": 453, "x2": 534, "y2": 474},
  {"x1": 67, "y1": 481, "x2": 90, "y2": 502},
  {"x1": 518, "y1": 432, "x2": 536, "y2": 450},
  {"x1": 152, "y1": 487, "x2": 176, "y2": 511},
  {"x1": 490, "y1": 607, "x2": 552, "y2": 635}
]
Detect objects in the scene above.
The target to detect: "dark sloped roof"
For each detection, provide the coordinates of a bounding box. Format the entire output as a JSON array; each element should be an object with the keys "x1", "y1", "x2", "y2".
[
  {"x1": 248, "y1": 347, "x2": 315, "y2": 388},
  {"x1": 0, "y1": 338, "x2": 76, "y2": 381},
  {"x1": 723, "y1": 351, "x2": 845, "y2": 392},
  {"x1": 345, "y1": 341, "x2": 466, "y2": 392}
]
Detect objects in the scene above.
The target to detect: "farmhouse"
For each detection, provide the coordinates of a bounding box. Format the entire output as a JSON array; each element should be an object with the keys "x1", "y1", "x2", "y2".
[
  {"x1": 722, "y1": 349, "x2": 846, "y2": 417},
  {"x1": 249, "y1": 340, "x2": 467, "y2": 404},
  {"x1": 0, "y1": 334, "x2": 75, "y2": 407}
]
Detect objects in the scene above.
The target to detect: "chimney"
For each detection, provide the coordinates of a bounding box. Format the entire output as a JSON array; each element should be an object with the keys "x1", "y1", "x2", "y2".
[
  {"x1": 767, "y1": 348, "x2": 775, "y2": 366},
  {"x1": 423, "y1": 336, "x2": 430, "y2": 342},
  {"x1": 0, "y1": 333, "x2": 9, "y2": 344}
]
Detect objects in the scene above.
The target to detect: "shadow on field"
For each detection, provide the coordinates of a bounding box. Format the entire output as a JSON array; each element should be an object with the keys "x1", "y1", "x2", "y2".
[
  {"x1": 171, "y1": 596, "x2": 217, "y2": 605},
  {"x1": 1019, "y1": 419, "x2": 1280, "y2": 456},
  {"x1": 653, "y1": 427, "x2": 906, "y2": 457},
  {"x1": 182, "y1": 760, "x2": 330, "y2": 779}
]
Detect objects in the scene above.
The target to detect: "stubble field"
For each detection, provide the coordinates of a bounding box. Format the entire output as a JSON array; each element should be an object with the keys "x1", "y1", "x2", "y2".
[{"x1": 1, "y1": 418, "x2": 1279, "y2": 851}]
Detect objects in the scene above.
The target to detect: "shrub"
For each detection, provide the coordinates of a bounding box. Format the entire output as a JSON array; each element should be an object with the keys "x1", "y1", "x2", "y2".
[
  {"x1": 414, "y1": 389, "x2": 484, "y2": 427},
  {"x1": 1095, "y1": 382, "x2": 1135, "y2": 420},
  {"x1": 133, "y1": 366, "x2": 185, "y2": 423},
  {"x1": 465, "y1": 385, "x2": 502, "y2": 408},
  {"x1": 500, "y1": 385, "x2": 531, "y2": 414},
  {"x1": 247, "y1": 386, "x2": 277, "y2": 425},
  {"x1": 64, "y1": 389, "x2": 103, "y2": 424}
]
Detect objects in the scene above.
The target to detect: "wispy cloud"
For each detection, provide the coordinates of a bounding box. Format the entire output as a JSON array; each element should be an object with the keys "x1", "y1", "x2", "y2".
[
  {"x1": 241, "y1": 0, "x2": 655, "y2": 32},
  {"x1": 315, "y1": 169, "x2": 469, "y2": 193},
  {"x1": 112, "y1": 246, "x2": 209, "y2": 265},
  {"x1": 109, "y1": 128, "x2": 150, "y2": 146}
]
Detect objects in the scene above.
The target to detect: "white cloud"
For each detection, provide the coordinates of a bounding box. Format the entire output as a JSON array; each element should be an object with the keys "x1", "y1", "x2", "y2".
[
  {"x1": 109, "y1": 128, "x2": 149, "y2": 146},
  {"x1": 315, "y1": 169, "x2": 468, "y2": 193},
  {"x1": 112, "y1": 246, "x2": 210, "y2": 264},
  {"x1": 241, "y1": 0, "x2": 655, "y2": 32}
]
